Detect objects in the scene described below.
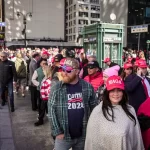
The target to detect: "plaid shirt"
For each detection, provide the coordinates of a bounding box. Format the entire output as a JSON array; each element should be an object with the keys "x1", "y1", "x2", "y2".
[{"x1": 48, "y1": 79, "x2": 97, "y2": 141}]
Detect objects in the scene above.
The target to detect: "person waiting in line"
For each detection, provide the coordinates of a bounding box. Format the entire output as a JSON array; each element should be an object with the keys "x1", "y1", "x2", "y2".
[
  {"x1": 125, "y1": 59, "x2": 150, "y2": 112},
  {"x1": 85, "y1": 75, "x2": 144, "y2": 150},
  {"x1": 29, "y1": 52, "x2": 41, "y2": 111},
  {"x1": 34, "y1": 66, "x2": 52, "y2": 126},
  {"x1": 15, "y1": 52, "x2": 27, "y2": 97},
  {"x1": 138, "y1": 97, "x2": 150, "y2": 150},
  {"x1": 103, "y1": 57, "x2": 119, "y2": 67},
  {"x1": 120, "y1": 62, "x2": 133, "y2": 81},
  {"x1": 48, "y1": 58, "x2": 97, "y2": 150},
  {"x1": 97, "y1": 65, "x2": 120, "y2": 102},
  {"x1": 32, "y1": 58, "x2": 48, "y2": 114},
  {"x1": 81, "y1": 55, "x2": 97, "y2": 79},
  {"x1": 84, "y1": 61, "x2": 103, "y2": 92}
]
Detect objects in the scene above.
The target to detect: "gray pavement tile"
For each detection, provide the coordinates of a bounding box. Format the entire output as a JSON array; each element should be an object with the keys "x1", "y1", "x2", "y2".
[
  {"x1": 0, "y1": 116, "x2": 11, "y2": 126},
  {"x1": 0, "y1": 126, "x2": 13, "y2": 138},
  {"x1": 0, "y1": 138, "x2": 15, "y2": 150}
]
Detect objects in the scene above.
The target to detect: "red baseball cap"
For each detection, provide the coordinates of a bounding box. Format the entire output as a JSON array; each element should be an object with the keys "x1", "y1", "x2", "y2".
[
  {"x1": 60, "y1": 58, "x2": 66, "y2": 66},
  {"x1": 106, "y1": 75, "x2": 124, "y2": 91},
  {"x1": 42, "y1": 51, "x2": 50, "y2": 56},
  {"x1": 103, "y1": 58, "x2": 111, "y2": 63},
  {"x1": 137, "y1": 59, "x2": 147, "y2": 68},
  {"x1": 123, "y1": 63, "x2": 133, "y2": 69}
]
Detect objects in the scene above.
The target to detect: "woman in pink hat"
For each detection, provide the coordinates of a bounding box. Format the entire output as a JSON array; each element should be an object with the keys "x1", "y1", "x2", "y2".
[
  {"x1": 85, "y1": 75, "x2": 144, "y2": 150},
  {"x1": 96, "y1": 65, "x2": 120, "y2": 102}
]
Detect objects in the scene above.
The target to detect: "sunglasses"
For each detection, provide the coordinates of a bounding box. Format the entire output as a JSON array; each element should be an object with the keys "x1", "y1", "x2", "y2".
[
  {"x1": 61, "y1": 65, "x2": 76, "y2": 73},
  {"x1": 87, "y1": 65, "x2": 96, "y2": 69}
]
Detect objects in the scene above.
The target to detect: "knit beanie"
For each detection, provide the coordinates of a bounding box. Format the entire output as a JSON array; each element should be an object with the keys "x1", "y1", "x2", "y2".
[{"x1": 103, "y1": 65, "x2": 120, "y2": 77}]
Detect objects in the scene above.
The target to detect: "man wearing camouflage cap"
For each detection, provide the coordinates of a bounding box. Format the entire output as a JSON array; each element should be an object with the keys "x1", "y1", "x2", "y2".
[{"x1": 48, "y1": 58, "x2": 97, "y2": 150}]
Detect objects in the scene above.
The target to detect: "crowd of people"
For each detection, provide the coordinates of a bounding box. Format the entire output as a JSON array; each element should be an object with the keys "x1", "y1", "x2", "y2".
[{"x1": 0, "y1": 47, "x2": 150, "y2": 150}]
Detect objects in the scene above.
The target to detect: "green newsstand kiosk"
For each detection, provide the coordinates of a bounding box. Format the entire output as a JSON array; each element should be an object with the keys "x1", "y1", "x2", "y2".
[{"x1": 82, "y1": 23, "x2": 124, "y2": 67}]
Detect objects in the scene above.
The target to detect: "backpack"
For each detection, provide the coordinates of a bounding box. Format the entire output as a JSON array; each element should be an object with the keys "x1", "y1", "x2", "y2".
[{"x1": 16, "y1": 61, "x2": 27, "y2": 78}]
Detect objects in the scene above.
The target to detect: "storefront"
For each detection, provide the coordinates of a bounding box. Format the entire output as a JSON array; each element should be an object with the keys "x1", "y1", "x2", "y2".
[{"x1": 82, "y1": 23, "x2": 124, "y2": 67}]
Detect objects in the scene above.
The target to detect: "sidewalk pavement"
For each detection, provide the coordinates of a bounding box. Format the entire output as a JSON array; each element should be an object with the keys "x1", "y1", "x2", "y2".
[{"x1": 0, "y1": 105, "x2": 15, "y2": 150}]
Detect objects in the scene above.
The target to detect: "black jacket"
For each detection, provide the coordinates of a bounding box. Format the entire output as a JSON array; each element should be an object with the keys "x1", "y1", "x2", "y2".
[
  {"x1": 0, "y1": 60, "x2": 17, "y2": 86},
  {"x1": 124, "y1": 74, "x2": 150, "y2": 112}
]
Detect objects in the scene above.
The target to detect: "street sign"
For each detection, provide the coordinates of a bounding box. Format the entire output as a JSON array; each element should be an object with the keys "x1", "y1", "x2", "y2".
[
  {"x1": 103, "y1": 37, "x2": 122, "y2": 43},
  {"x1": 131, "y1": 25, "x2": 148, "y2": 33}
]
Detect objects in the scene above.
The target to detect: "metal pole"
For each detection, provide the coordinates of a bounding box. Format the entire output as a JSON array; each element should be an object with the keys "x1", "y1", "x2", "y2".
[
  {"x1": 24, "y1": 17, "x2": 27, "y2": 48},
  {"x1": 138, "y1": 33, "x2": 141, "y2": 50}
]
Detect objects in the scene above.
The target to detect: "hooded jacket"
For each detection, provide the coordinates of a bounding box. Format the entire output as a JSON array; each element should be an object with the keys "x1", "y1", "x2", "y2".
[{"x1": 84, "y1": 72, "x2": 104, "y2": 92}]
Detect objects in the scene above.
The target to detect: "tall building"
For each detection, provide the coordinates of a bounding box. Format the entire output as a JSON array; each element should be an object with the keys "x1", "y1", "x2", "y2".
[
  {"x1": 65, "y1": 0, "x2": 100, "y2": 44},
  {"x1": 0, "y1": 0, "x2": 5, "y2": 47},
  {"x1": 127, "y1": 0, "x2": 150, "y2": 49}
]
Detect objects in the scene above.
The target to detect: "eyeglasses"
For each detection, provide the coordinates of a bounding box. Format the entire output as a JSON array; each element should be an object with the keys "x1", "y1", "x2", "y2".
[{"x1": 61, "y1": 65, "x2": 77, "y2": 73}]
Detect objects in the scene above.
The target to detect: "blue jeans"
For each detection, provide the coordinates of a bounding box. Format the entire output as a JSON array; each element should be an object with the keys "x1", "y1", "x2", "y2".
[
  {"x1": 0, "y1": 81, "x2": 14, "y2": 108},
  {"x1": 54, "y1": 137, "x2": 84, "y2": 150}
]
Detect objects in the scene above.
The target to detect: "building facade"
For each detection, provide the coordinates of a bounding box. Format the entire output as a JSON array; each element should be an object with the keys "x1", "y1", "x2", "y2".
[
  {"x1": 127, "y1": 0, "x2": 150, "y2": 49},
  {"x1": 65, "y1": 0, "x2": 100, "y2": 44}
]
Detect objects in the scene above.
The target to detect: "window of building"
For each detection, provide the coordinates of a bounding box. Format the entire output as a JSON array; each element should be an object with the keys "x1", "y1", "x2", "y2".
[
  {"x1": 91, "y1": 20, "x2": 99, "y2": 24},
  {"x1": 78, "y1": 27, "x2": 83, "y2": 33},
  {"x1": 74, "y1": 12, "x2": 76, "y2": 17},
  {"x1": 79, "y1": 12, "x2": 88, "y2": 17},
  {"x1": 78, "y1": 20, "x2": 88, "y2": 25},
  {"x1": 69, "y1": 0, "x2": 73, "y2": 5},
  {"x1": 73, "y1": 27, "x2": 76, "y2": 33},
  {"x1": 91, "y1": 5, "x2": 100, "y2": 11},
  {"x1": 79, "y1": 4, "x2": 89, "y2": 10},
  {"x1": 91, "y1": 13, "x2": 100, "y2": 18},
  {"x1": 73, "y1": 20, "x2": 76, "y2": 25},
  {"x1": 90, "y1": 0, "x2": 99, "y2": 4},
  {"x1": 73, "y1": 35, "x2": 76, "y2": 40},
  {"x1": 74, "y1": 5, "x2": 76, "y2": 10},
  {"x1": 78, "y1": 0, "x2": 89, "y2": 2}
]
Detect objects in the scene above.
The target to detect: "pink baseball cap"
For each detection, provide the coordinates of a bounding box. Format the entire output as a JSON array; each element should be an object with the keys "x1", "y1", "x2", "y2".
[
  {"x1": 106, "y1": 75, "x2": 124, "y2": 91},
  {"x1": 103, "y1": 58, "x2": 111, "y2": 63},
  {"x1": 123, "y1": 63, "x2": 133, "y2": 69},
  {"x1": 137, "y1": 59, "x2": 147, "y2": 68}
]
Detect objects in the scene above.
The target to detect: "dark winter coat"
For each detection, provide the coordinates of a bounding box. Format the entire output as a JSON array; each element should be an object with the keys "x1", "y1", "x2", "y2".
[
  {"x1": 0, "y1": 59, "x2": 17, "y2": 86},
  {"x1": 124, "y1": 73, "x2": 150, "y2": 112}
]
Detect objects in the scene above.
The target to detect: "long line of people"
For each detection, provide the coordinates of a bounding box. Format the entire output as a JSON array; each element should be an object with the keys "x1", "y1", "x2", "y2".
[{"x1": 0, "y1": 48, "x2": 150, "y2": 150}]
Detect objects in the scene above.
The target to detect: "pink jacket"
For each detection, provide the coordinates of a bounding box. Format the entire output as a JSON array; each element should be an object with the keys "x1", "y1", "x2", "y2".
[{"x1": 84, "y1": 72, "x2": 104, "y2": 91}]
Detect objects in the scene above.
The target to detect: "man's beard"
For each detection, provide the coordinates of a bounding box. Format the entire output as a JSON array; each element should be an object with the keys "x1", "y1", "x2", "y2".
[{"x1": 61, "y1": 74, "x2": 77, "y2": 83}]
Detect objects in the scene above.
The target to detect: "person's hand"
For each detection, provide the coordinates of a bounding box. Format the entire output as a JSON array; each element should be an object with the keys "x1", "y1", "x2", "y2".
[
  {"x1": 137, "y1": 68, "x2": 142, "y2": 77},
  {"x1": 56, "y1": 134, "x2": 64, "y2": 140}
]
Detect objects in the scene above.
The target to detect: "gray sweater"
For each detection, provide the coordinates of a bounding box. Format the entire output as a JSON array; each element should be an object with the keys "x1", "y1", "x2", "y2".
[{"x1": 85, "y1": 102, "x2": 144, "y2": 150}]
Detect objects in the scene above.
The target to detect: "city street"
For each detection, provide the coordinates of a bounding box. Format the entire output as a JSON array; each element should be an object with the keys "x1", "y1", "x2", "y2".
[{"x1": 0, "y1": 91, "x2": 54, "y2": 150}]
